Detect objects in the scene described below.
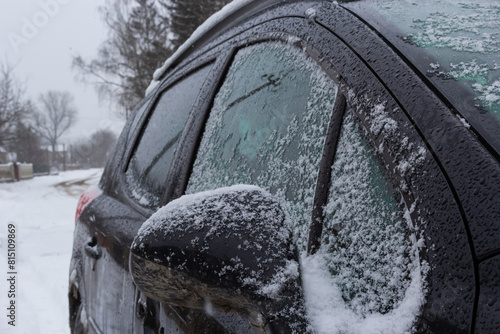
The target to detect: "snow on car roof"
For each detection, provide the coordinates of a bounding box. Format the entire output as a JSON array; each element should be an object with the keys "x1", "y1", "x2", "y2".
[{"x1": 146, "y1": 0, "x2": 255, "y2": 95}]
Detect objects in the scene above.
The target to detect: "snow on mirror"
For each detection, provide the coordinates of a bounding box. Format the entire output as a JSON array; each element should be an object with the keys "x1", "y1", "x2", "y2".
[
  {"x1": 186, "y1": 41, "x2": 424, "y2": 332},
  {"x1": 130, "y1": 185, "x2": 307, "y2": 333},
  {"x1": 187, "y1": 41, "x2": 337, "y2": 250}
]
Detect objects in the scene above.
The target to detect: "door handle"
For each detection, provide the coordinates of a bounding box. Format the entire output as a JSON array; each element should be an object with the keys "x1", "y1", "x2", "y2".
[{"x1": 84, "y1": 235, "x2": 102, "y2": 260}]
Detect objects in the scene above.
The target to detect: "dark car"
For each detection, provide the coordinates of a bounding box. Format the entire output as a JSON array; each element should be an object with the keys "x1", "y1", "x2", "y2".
[{"x1": 69, "y1": 0, "x2": 500, "y2": 333}]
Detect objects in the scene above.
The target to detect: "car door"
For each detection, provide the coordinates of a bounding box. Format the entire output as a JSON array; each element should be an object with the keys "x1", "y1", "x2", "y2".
[
  {"x1": 71, "y1": 62, "x2": 218, "y2": 333},
  {"x1": 73, "y1": 1, "x2": 492, "y2": 333},
  {"x1": 159, "y1": 3, "x2": 477, "y2": 332},
  {"x1": 180, "y1": 38, "x2": 429, "y2": 333}
]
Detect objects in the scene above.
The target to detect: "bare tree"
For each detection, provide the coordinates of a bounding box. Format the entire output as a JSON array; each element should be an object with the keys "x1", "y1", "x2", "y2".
[
  {"x1": 72, "y1": 129, "x2": 117, "y2": 167},
  {"x1": 72, "y1": 0, "x2": 232, "y2": 119},
  {"x1": 0, "y1": 63, "x2": 31, "y2": 148},
  {"x1": 12, "y1": 122, "x2": 45, "y2": 164},
  {"x1": 73, "y1": 0, "x2": 172, "y2": 119},
  {"x1": 33, "y1": 91, "x2": 77, "y2": 158},
  {"x1": 0, "y1": 63, "x2": 46, "y2": 164}
]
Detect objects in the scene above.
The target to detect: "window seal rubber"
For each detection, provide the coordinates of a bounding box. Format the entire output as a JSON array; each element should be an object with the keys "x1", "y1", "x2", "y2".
[{"x1": 307, "y1": 93, "x2": 346, "y2": 255}]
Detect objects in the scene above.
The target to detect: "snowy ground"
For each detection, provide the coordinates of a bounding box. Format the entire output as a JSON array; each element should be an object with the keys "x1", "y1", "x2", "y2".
[
  {"x1": 0, "y1": 169, "x2": 102, "y2": 334},
  {"x1": 0, "y1": 168, "x2": 425, "y2": 334}
]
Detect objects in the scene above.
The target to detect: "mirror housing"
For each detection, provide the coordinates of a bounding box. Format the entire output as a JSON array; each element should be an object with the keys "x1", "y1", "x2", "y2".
[{"x1": 130, "y1": 185, "x2": 307, "y2": 333}]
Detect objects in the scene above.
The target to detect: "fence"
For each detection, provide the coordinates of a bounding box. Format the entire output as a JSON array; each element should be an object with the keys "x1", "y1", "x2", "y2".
[{"x1": 0, "y1": 163, "x2": 34, "y2": 182}]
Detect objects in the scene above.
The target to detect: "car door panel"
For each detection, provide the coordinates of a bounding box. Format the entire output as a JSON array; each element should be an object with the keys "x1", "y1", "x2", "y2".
[
  {"x1": 476, "y1": 255, "x2": 500, "y2": 333},
  {"x1": 75, "y1": 195, "x2": 147, "y2": 333},
  {"x1": 169, "y1": 11, "x2": 476, "y2": 332},
  {"x1": 320, "y1": 1, "x2": 500, "y2": 259},
  {"x1": 69, "y1": 1, "x2": 498, "y2": 332}
]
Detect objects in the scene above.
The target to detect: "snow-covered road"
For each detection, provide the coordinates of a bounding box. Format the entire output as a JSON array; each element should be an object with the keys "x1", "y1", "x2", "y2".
[
  {"x1": 0, "y1": 169, "x2": 102, "y2": 334},
  {"x1": 0, "y1": 168, "x2": 425, "y2": 334}
]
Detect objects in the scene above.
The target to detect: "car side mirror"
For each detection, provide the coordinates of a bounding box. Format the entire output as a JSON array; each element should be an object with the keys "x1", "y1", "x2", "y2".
[{"x1": 129, "y1": 185, "x2": 308, "y2": 333}]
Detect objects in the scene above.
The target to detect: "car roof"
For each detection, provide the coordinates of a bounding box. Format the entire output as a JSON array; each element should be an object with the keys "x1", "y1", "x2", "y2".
[
  {"x1": 145, "y1": 0, "x2": 368, "y2": 94},
  {"x1": 146, "y1": 0, "x2": 273, "y2": 95},
  {"x1": 146, "y1": 0, "x2": 500, "y2": 159}
]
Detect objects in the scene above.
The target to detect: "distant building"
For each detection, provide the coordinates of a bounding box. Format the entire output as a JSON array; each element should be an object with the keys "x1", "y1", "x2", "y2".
[
  {"x1": 0, "y1": 147, "x2": 17, "y2": 164},
  {"x1": 0, "y1": 146, "x2": 7, "y2": 164},
  {"x1": 41, "y1": 144, "x2": 72, "y2": 172}
]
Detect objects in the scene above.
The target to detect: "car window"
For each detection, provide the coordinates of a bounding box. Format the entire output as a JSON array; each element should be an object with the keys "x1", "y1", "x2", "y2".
[
  {"x1": 126, "y1": 64, "x2": 213, "y2": 208},
  {"x1": 187, "y1": 41, "x2": 338, "y2": 248},
  {"x1": 371, "y1": 0, "x2": 500, "y2": 117},
  {"x1": 319, "y1": 107, "x2": 414, "y2": 317},
  {"x1": 345, "y1": 0, "x2": 500, "y2": 154},
  {"x1": 127, "y1": 96, "x2": 152, "y2": 143}
]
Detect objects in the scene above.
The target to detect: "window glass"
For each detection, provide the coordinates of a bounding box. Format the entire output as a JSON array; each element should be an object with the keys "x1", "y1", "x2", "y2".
[
  {"x1": 321, "y1": 108, "x2": 413, "y2": 316},
  {"x1": 347, "y1": 0, "x2": 500, "y2": 154},
  {"x1": 126, "y1": 64, "x2": 212, "y2": 207},
  {"x1": 372, "y1": 0, "x2": 500, "y2": 118},
  {"x1": 187, "y1": 42, "x2": 338, "y2": 249}
]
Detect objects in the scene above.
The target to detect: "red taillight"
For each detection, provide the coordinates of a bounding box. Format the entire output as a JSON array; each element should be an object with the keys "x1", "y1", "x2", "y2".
[{"x1": 75, "y1": 186, "x2": 102, "y2": 224}]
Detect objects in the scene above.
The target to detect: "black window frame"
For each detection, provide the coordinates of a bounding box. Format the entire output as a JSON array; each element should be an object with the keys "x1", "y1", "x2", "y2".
[
  {"x1": 116, "y1": 55, "x2": 220, "y2": 214},
  {"x1": 156, "y1": 11, "x2": 477, "y2": 331},
  {"x1": 161, "y1": 30, "x2": 352, "y2": 250}
]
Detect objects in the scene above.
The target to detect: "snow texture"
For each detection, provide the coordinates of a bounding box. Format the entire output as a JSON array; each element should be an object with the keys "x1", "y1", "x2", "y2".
[
  {"x1": 473, "y1": 79, "x2": 500, "y2": 111},
  {"x1": 305, "y1": 8, "x2": 317, "y2": 22},
  {"x1": 409, "y1": 3, "x2": 500, "y2": 54},
  {"x1": 187, "y1": 42, "x2": 337, "y2": 251},
  {"x1": 0, "y1": 169, "x2": 102, "y2": 334},
  {"x1": 135, "y1": 185, "x2": 296, "y2": 298},
  {"x1": 302, "y1": 108, "x2": 426, "y2": 333},
  {"x1": 322, "y1": 108, "x2": 423, "y2": 317},
  {"x1": 302, "y1": 249, "x2": 426, "y2": 334},
  {"x1": 126, "y1": 172, "x2": 155, "y2": 207},
  {"x1": 378, "y1": 0, "x2": 500, "y2": 116},
  {"x1": 137, "y1": 184, "x2": 283, "y2": 238}
]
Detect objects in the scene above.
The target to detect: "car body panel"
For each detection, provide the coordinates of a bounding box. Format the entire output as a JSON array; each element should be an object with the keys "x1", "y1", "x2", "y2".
[
  {"x1": 340, "y1": 0, "x2": 500, "y2": 258},
  {"x1": 158, "y1": 7, "x2": 477, "y2": 330},
  {"x1": 476, "y1": 255, "x2": 500, "y2": 333},
  {"x1": 69, "y1": 1, "x2": 500, "y2": 333}
]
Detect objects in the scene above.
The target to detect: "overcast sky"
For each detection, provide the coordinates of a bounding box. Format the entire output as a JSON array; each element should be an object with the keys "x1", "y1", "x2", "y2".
[{"x1": 0, "y1": 0, "x2": 126, "y2": 144}]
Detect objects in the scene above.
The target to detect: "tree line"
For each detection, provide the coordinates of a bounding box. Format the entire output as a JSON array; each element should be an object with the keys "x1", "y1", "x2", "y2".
[
  {"x1": 0, "y1": 63, "x2": 116, "y2": 170},
  {"x1": 2, "y1": 0, "x2": 231, "y2": 171},
  {"x1": 73, "y1": 0, "x2": 231, "y2": 119}
]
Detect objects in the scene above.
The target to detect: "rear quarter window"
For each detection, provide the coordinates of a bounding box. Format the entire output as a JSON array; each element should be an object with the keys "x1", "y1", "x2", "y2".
[{"x1": 125, "y1": 64, "x2": 213, "y2": 208}]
